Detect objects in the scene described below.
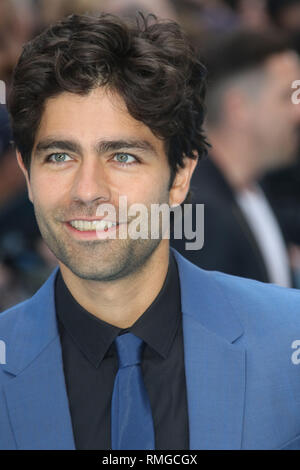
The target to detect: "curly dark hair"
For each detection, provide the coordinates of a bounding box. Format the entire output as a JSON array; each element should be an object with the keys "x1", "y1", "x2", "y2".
[{"x1": 8, "y1": 13, "x2": 209, "y2": 182}]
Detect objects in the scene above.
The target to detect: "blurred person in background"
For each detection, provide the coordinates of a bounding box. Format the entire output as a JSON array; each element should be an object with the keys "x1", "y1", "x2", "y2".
[
  {"x1": 171, "y1": 31, "x2": 300, "y2": 287},
  {"x1": 263, "y1": 0, "x2": 300, "y2": 286}
]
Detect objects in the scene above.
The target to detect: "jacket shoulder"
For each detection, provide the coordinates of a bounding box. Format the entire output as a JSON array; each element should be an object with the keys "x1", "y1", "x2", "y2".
[
  {"x1": 210, "y1": 269, "x2": 300, "y2": 331},
  {"x1": 0, "y1": 297, "x2": 33, "y2": 333}
]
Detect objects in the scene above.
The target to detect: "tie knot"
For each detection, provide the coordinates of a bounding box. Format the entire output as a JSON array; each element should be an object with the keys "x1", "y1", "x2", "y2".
[{"x1": 115, "y1": 332, "x2": 143, "y2": 368}]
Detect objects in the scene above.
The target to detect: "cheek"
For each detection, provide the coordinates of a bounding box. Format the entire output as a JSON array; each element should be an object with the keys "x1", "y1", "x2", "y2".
[
  {"x1": 29, "y1": 171, "x2": 67, "y2": 209},
  {"x1": 125, "y1": 185, "x2": 167, "y2": 209},
  {"x1": 120, "y1": 168, "x2": 170, "y2": 203},
  {"x1": 147, "y1": 176, "x2": 169, "y2": 202}
]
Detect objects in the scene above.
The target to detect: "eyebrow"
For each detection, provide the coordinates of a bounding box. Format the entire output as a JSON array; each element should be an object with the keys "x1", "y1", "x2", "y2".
[{"x1": 34, "y1": 137, "x2": 158, "y2": 157}]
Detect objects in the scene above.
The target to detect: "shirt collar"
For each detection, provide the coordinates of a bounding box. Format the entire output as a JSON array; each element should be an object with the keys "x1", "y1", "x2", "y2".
[{"x1": 55, "y1": 251, "x2": 181, "y2": 367}]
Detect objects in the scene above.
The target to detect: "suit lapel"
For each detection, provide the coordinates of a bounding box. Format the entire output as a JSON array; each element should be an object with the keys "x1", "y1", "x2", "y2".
[
  {"x1": 173, "y1": 249, "x2": 246, "y2": 449},
  {"x1": 3, "y1": 336, "x2": 75, "y2": 449},
  {"x1": 2, "y1": 268, "x2": 75, "y2": 450},
  {"x1": 182, "y1": 314, "x2": 246, "y2": 449}
]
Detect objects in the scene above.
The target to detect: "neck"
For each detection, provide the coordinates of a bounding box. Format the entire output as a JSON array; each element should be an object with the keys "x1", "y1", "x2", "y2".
[
  {"x1": 58, "y1": 240, "x2": 170, "y2": 329},
  {"x1": 208, "y1": 127, "x2": 262, "y2": 190}
]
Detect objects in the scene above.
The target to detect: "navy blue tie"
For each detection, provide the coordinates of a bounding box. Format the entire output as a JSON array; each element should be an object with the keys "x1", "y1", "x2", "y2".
[{"x1": 111, "y1": 332, "x2": 155, "y2": 450}]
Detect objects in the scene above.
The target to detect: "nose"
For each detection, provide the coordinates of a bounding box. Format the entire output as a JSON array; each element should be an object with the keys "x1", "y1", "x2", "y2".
[{"x1": 71, "y1": 156, "x2": 111, "y2": 205}]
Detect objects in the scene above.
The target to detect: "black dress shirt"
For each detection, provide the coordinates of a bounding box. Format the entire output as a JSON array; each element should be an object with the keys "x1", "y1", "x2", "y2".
[{"x1": 55, "y1": 252, "x2": 189, "y2": 450}]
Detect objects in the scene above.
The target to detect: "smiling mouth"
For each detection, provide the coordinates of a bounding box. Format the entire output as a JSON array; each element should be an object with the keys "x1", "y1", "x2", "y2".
[{"x1": 68, "y1": 220, "x2": 119, "y2": 232}]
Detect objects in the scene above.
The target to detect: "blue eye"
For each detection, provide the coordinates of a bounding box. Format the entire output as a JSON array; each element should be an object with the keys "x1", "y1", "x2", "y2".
[
  {"x1": 113, "y1": 153, "x2": 137, "y2": 165},
  {"x1": 47, "y1": 153, "x2": 72, "y2": 163}
]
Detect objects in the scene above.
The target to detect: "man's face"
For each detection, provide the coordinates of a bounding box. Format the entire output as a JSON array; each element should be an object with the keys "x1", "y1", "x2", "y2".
[
  {"x1": 247, "y1": 51, "x2": 300, "y2": 171},
  {"x1": 18, "y1": 88, "x2": 193, "y2": 281}
]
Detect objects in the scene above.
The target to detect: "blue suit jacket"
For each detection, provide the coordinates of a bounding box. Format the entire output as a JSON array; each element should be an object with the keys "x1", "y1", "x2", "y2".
[{"x1": 1, "y1": 249, "x2": 300, "y2": 450}]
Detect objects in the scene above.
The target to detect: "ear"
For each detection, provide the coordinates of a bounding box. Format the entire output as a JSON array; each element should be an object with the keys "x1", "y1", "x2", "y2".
[
  {"x1": 16, "y1": 150, "x2": 33, "y2": 202},
  {"x1": 169, "y1": 153, "x2": 198, "y2": 207}
]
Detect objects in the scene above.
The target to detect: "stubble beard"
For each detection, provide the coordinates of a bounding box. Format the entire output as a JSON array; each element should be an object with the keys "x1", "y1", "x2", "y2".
[{"x1": 33, "y1": 202, "x2": 165, "y2": 282}]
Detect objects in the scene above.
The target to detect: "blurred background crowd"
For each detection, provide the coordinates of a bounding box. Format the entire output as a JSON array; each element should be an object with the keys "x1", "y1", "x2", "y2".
[{"x1": 1, "y1": 0, "x2": 300, "y2": 311}]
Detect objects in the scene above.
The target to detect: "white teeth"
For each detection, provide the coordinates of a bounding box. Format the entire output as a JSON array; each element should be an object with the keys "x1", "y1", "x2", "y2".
[{"x1": 70, "y1": 220, "x2": 117, "y2": 231}]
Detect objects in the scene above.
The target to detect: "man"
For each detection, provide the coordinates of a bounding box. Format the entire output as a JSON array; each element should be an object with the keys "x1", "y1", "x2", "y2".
[
  {"x1": 1, "y1": 13, "x2": 300, "y2": 450},
  {"x1": 171, "y1": 30, "x2": 300, "y2": 286}
]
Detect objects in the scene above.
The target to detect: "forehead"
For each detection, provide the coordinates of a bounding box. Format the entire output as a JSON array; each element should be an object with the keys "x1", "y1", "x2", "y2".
[{"x1": 34, "y1": 87, "x2": 166, "y2": 154}]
